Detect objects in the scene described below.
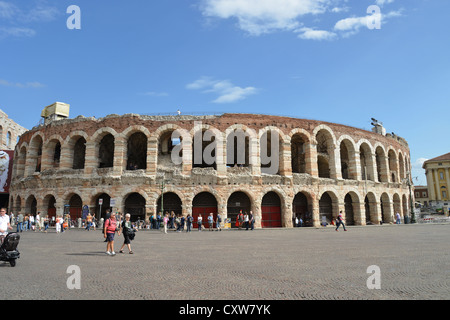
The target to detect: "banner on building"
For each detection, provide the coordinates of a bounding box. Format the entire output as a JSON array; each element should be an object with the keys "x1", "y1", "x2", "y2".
[{"x1": 0, "y1": 150, "x2": 14, "y2": 194}]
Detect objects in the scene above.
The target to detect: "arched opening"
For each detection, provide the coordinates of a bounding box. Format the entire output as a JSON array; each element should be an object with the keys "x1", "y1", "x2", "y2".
[
  {"x1": 292, "y1": 192, "x2": 311, "y2": 226},
  {"x1": 375, "y1": 147, "x2": 387, "y2": 182},
  {"x1": 73, "y1": 137, "x2": 86, "y2": 169},
  {"x1": 393, "y1": 193, "x2": 401, "y2": 218},
  {"x1": 68, "y1": 194, "x2": 83, "y2": 220},
  {"x1": 98, "y1": 134, "x2": 115, "y2": 168},
  {"x1": 26, "y1": 195, "x2": 37, "y2": 216},
  {"x1": 359, "y1": 143, "x2": 374, "y2": 181},
  {"x1": 29, "y1": 136, "x2": 43, "y2": 173},
  {"x1": 124, "y1": 193, "x2": 146, "y2": 222},
  {"x1": 291, "y1": 134, "x2": 307, "y2": 174},
  {"x1": 192, "y1": 192, "x2": 218, "y2": 228},
  {"x1": 193, "y1": 129, "x2": 217, "y2": 169},
  {"x1": 380, "y1": 193, "x2": 391, "y2": 223},
  {"x1": 44, "y1": 195, "x2": 57, "y2": 220},
  {"x1": 127, "y1": 132, "x2": 147, "y2": 170},
  {"x1": 157, "y1": 192, "x2": 182, "y2": 216},
  {"x1": 344, "y1": 193, "x2": 356, "y2": 225},
  {"x1": 388, "y1": 149, "x2": 398, "y2": 183},
  {"x1": 261, "y1": 191, "x2": 282, "y2": 228},
  {"x1": 399, "y1": 153, "x2": 405, "y2": 181},
  {"x1": 226, "y1": 129, "x2": 250, "y2": 167},
  {"x1": 319, "y1": 192, "x2": 334, "y2": 224},
  {"x1": 340, "y1": 140, "x2": 356, "y2": 180},
  {"x1": 316, "y1": 130, "x2": 333, "y2": 178},
  {"x1": 260, "y1": 130, "x2": 282, "y2": 175},
  {"x1": 227, "y1": 191, "x2": 251, "y2": 228},
  {"x1": 158, "y1": 130, "x2": 182, "y2": 168}
]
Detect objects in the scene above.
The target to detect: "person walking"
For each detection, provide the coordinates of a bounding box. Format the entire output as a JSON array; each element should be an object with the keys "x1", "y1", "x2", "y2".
[
  {"x1": 16, "y1": 212, "x2": 24, "y2": 233},
  {"x1": 119, "y1": 213, "x2": 136, "y2": 254},
  {"x1": 104, "y1": 212, "x2": 120, "y2": 256},
  {"x1": 216, "y1": 213, "x2": 222, "y2": 231},
  {"x1": 244, "y1": 212, "x2": 249, "y2": 230},
  {"x1": 35, "y1": 212, "x2": 41, "y2": 232},
  {"x1": 207, "y1": 213, "x2": 214, "y2": 231},
  {"x1": 249, "y1": 211, "x2": 255, "y2": 230},
  {"x1": 395, "y1": 212, "x2": 401, "y2": 224},
  {"x1": 85, "y1": 213, "x2": 93, "y2": 231},
  {"x1": 43, "y1": 216, "x2": 49, "y2": 233},
  {"x1": 335, "y1": 211, "x2": 347, "y2": 232},
  {"x1": 197, "y1": 214, "x2": 203, "y2": 231},
  {"x1": 163, "y1": 213, "x2": 169, "y2": 234},
  {"x1": 186, "y1": 214, "x2": 193, "y2": 232}
]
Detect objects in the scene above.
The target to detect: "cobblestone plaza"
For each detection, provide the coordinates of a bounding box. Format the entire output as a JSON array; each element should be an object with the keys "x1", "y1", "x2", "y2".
[{"x1": 1, "y1": 223, "x2": 449, "y2": 301}]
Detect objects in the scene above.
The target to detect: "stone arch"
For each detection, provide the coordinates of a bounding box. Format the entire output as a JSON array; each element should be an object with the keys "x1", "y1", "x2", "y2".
[
  {"x1": 318, "y1": 190, "x2": 339, "y2": 224},
  {"x1": 64, "y1": 131, "x2": 89, "y2": 170},
  {"x1": 364, "y1": 192, "x2": 378, "y2": 225},
  {"x1": 344, "y1": 191, "x2": 360, "y2": 225},
  {"x1": 289, "y1": 129, "x2": 311, "y2": 174},
  {"x1": 225, "y1": 124, "x2": 257, "y2": 168},
  {"x1": 358, "y1": 140, "x2": 375, "y2": 181},
  {"x1": 191, "y1": 124, "x2": 223, "y2": 170},
  {"x1": 387, "y1": 147, "x2": 398, "y2": 183},
  {"x1": 226, "y1": 189, "x2": 254, "y2": 228},
  {"x1": 42, "y1": 135, "x2": 64, "y2": 170},
  {"x1": 27, "y1": 133, "x2": 44, "y2": 174},
  {"x1": 380, "y1": 192, "x2": 392, "y2": 223},
  {"x1": 125, "y1": 131, "x2": 148, "y2": 170},
  {"x1": 314, "y1": 125, "x2": 337, "y2": 179},
  {"x1": 338, "y1": 136, "x2": 358, "y2": 180},
  {"x1": 374, "y1": 144, "x2": 388, "y2": 182},
  {"x1": 43, "y1": 194, "x2": 57, "y2": 219},
  {"x1": 192, "y1": 191, "x2": 219, "y2": 228}
]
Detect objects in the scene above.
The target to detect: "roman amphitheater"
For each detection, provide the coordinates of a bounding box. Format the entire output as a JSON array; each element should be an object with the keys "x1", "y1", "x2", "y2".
[{"x1": 9, "y1": 107, "x2": 414, "y2": 228}]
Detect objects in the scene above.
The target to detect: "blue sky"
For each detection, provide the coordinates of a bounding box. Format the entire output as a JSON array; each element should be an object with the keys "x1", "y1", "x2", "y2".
[{"x1": 1, "y1": 0, "x2": 449, "y2": 185}]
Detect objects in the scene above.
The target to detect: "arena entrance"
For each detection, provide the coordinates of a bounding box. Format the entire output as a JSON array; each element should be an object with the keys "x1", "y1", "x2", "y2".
[
  {"x1": 67, "y1": 194, "x2": 83, "y2": 220},
  {"x1": 319, "y1": 192, "x2": 333, "y2": 225},
  {"x1": 157, "y1": 192, "x2": 182, "y2": 216},
  {"x1": 293, "y1": 192, "x2": 311, "y2": 226},
  {"x1": 192, "y1": 192, "x2": 218, "y2": 229},
  {"x1": 124, "y1": 193, "x2": 146, "y2": 222},
  {"x1": 227, "y1": 192, "x2": 251, "y2": 228},
  {"x1": 261, "y1": 192, "x2": 282, "y2": 228}
]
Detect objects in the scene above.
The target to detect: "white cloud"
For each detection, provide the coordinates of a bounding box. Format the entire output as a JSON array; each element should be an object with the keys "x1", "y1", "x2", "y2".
[
  {"x1": 0, "y1": 0, "x2": 59, "y2": 39},
  {"x1": 296, "y1": 27, "x2": 336, "y2": 40},
  {"x1": 187, "y1": 76, "x2": 258, "y2": 103},
  {"x1": 375, "y1": 0, "x2": 395, "y2": 7},
  {"x1": 198, "y1": 0, "x2": 402, "y2": 41},
  {"x1": 334, "y1": 10, "x2": 402, "y2": 36},
  {"x1": 0, "y1": 26, "x2": 36, "y2": 38},
  {"x1": 0, "y1": 78, "x2": 45, "y2": 88},
  {"x1": 200, "y1": 0, "x2": 331, "y2": 35}
]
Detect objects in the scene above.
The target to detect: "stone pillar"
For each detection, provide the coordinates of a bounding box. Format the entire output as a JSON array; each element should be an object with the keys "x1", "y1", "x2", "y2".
[
  {"x1": 330, "y1": 145, "x2": 340, "y2": 180},
  {"x1": 84, "y1": 141, "x2": 96, "y2": 175},
  {"x1": 147, "y1": 136, "x2": 158, "y2": 176},
  {"x1": 113, "y1": 137, "x2": 125, "y2": 176},
  {"x1": 311, "y1": 197, "x2": 320, "y2": 228},
  {"x1": 307, "y1": 143, "x2": 318, "y2": 177}
]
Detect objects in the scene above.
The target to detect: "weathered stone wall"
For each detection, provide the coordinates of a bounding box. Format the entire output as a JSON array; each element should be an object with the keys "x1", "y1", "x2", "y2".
[{"x1": 9, "y1": 113, "x2": 413, "y2": 228}]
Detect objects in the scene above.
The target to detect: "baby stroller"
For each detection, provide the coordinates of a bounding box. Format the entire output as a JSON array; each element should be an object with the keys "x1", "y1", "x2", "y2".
[{"x1": 0, "y1": 233, "x2": 20, "y2": 267}]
